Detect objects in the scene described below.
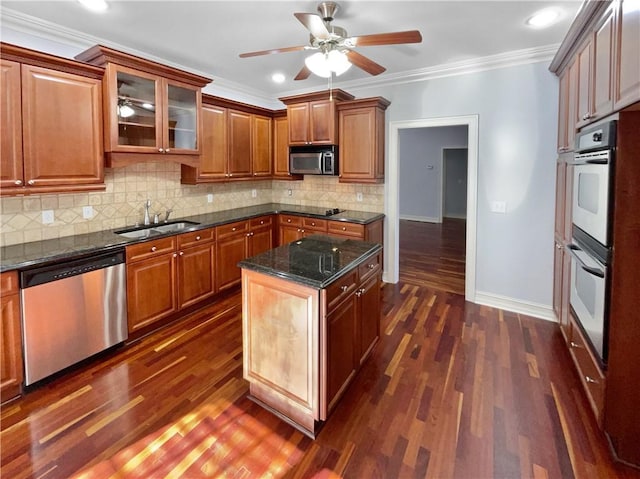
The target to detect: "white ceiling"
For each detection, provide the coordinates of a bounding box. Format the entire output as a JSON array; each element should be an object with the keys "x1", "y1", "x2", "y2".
[{"x1": 1, "y1": 1, "x2": 582, "y2": 103}]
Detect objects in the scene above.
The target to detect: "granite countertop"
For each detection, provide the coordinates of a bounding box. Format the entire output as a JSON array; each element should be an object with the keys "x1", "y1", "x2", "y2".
[
  {"x1": 0, "y1": 203, "x2": 384, "y2": 272},
  {"x1": 238, "y1": 235, "x2": 382, "y2": 289}
]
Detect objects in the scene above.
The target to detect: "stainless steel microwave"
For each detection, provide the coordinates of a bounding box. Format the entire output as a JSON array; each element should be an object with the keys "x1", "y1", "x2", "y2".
[{"x1": 289, "y1": 145, "x2": 338, "y2": 175}]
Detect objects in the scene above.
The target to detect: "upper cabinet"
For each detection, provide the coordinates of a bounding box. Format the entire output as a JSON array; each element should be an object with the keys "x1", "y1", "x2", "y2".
[
  {"x1": 280, "y1": 89, "x2": 354, "y2": 146},
  {"x1": 1, "y1": 43, "x2": 105, "y2": 196},
  {"x1": 338, "y1": 97, "x2": 390, "y2": 184},
  {"x1": 181, "y1": 95, "x2": 273, "y2": 183},
  {"x1": 557, "y1": 61, "x2": 578, "y2": 152},
  {"x1": 75, "y1": 45, "x2": 211, "y2": 168},
  {"x1": 614, "y1": 0, "x2": 640, "y2": 110}
]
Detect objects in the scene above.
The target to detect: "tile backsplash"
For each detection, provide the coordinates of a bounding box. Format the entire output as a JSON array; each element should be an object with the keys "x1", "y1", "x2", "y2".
[{"x1": 0, "y1": 163, "x2": 384, "y2": 247}]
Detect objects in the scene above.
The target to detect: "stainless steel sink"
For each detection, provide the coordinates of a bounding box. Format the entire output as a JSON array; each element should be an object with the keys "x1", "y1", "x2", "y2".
[{"x1": 114, "y1": 221, "x2": 200, "y2": 239}]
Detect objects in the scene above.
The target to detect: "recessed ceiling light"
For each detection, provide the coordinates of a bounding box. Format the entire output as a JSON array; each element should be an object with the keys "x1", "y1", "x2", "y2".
[
  {"x1": 526, "y1": 8, "x2": 560, "y2": 28},
  {"x1": 271, "y1": 73, "x2": 286, "y2": 83},
  {"x1": 78, "y1": 0, "x2": 108, "y2": 12}
]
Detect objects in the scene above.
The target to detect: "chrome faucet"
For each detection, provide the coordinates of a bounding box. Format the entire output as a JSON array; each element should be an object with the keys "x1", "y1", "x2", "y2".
[
  {"x1": 164, "y1": 208, "x2": 173, "y2": 223},
  {"x1": 143, "y1": 199, "x2": 151, "y2": 225}
]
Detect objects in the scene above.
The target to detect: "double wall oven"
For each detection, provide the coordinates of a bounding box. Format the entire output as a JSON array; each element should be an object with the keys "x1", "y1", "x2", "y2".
[{"x1": 567, "y1": 120, "x2": 616, "y2": 367}]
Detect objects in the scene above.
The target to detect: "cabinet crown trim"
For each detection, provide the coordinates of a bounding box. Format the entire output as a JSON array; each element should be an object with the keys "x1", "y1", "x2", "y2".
[
  {"x1": 279, "y1": 89, "x2": 355, "y2": 105},
  {"x1": 337, "y1": 97, "x2": 391, "y2": 110},
  {"x1": 75, "y1": 44, "x2": 211, "y2": 87}
]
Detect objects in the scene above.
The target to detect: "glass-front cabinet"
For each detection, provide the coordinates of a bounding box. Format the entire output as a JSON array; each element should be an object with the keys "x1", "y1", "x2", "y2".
[
  {"x1": 75, "y1": 45, "x2": 211, "y2": 166},
  {"x1": 105, "y1": 64, "x2": 200, "y2": 155}
]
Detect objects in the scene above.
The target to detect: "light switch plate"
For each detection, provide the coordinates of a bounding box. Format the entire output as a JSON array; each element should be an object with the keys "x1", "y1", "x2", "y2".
[
  {"x1": 82, "y1": 206, "x2": 93, "y2": 219},
  {"x1": 251, "y1": 189, "x2": 257, "y2": 198},
  {"x1": 206, "y1": 194, "x2": 214, "y2": 203},
  {"x1": 42, "y1": 210, "x2": 54, "y2": 224},
  {"x1": 491, "y1": 201, "x2": 507, "y2": 213},
  {"x1": 356, "y1": 192, "x2": 363, "y2": 202},
  {"x1": 287, "y1": 189, "x2": 292, "y2": 197}
]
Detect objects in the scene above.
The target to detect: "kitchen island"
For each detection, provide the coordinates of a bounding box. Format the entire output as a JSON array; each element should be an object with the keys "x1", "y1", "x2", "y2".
[{"x1": 239, "y1": 235, "x2": 383, "y2": 438}]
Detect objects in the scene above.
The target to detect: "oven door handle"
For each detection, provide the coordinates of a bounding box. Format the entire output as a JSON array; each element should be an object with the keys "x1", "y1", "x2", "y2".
[
  {"x1": 566, "y1": 244, "x2": 606, "y2": 278},
  {"x1": 570, "y1": 158, "x2": 609, "y2": 165}
]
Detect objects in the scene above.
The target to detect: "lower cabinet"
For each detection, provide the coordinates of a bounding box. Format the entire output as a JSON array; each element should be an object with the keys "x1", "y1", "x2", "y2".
[
  {"x1": 278, "y1": 214, "x2": 384, "y2": 246},
  {"x1": 126, "y1": 228, "x2": 216, "y2": 334},
  {"x1": 1, "y1": 271, "x2": 23, "y2": 403},
  {"x1": 326, "y1": 294, "x2": 358, "y2": 410}
]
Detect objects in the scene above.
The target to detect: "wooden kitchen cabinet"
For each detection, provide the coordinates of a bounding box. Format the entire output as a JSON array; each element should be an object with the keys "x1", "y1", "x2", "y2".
[
  {"x1": 557, "y1": 61, "x2": 578, "y2": 152},
  {"x1": 614, "y1": 0, "x2": 640, "y2": 110},
  {"x1": 217, "y1": 216, "x2": 274, "y2": 290},
  {"x1": 575, "y1": 37, "x2": 594, "y2": 128},
  {"x1": 338, "y1": 97, "x2": 390, "y2": 183},
  {"x1": 76, "y1": 44, "x2": 210, "y2": 167},
  {"x1": 1, "y1": 271, "x2": 23, "y2": 403},
  {"x1": 278, "y1": 214, "x2": 304, "y2": 244},
  {"x1": 280, "y1": 89, "x2": 355, "y2": 146},
  {"x1": 181, "y1": 96, "x2": 274, "y2": 183},
  {"x1": 272, "y1": 112, "x2": 302, "y2": 180},
  {"x1": 357, "y1": 252, "x2": 382, "y2": 364},
  {"x1": 327, "y1": 218, "x2": 384, "y2": 244},
  {"x1": 1, "y1": 44, "x2": 105, "y2": 196},
  {"x1": 126, "y1": 237, "x2": 179, "y2": 333},
  {"x1": 177, "y1": 228, "x2": 216, "y2": 309},
  {"x1": 592, "y1": 6, "x2": 615, "y2": 120}
]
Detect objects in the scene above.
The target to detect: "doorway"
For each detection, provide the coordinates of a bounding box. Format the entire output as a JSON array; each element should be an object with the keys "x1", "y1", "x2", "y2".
[
  {"x1": 441, "y1": 147, "x2": 468, "y2": 221},
  {"x1": 385, "y1": 115, "x2": 479, "y2": 302}
]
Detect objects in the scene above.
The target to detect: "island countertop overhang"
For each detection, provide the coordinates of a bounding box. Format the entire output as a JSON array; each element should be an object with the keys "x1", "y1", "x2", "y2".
[{"x1": 238, "y1": 235, "x2": 383, "y2": 289}]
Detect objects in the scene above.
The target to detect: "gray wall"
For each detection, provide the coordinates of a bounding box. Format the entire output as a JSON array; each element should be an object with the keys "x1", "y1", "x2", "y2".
[
  {"x1": 443, "y1": 148, "x2": 468, "y2": 219},
  {"x1": 398, "y1": 126, "x2": 468, "y2": 222},
  {"x1": 348, "y1": 61, "x2": 558, "y2": 308}
]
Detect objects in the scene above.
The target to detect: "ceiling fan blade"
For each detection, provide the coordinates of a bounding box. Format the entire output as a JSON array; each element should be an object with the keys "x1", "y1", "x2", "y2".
[
  {"x1": 294, "y1": 12, "x2": 331, "y2": 40},
  {"x1": 345, "y1": 50, "x2": 386, "y2": 76},
  {"x1": 350, "y1": 30, "x2": 422, "y2": 47},
  {"x1": 239, "y1": 45, "x2": 307, "y2": 58},
  {"x1": 294, "y1": 65, "x2": 312, "y2": 81}
]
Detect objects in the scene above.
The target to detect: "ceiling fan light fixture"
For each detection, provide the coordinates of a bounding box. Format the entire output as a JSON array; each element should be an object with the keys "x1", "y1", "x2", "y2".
[
  {"x1": 526, "y1": 8, "x2": 560, "y2": 28},
  {"x1": 117, "y1": 98, "x2": 135, "y2": 118},
  {"x1": 305, "y1": 50, "x2": 351, "y2": 78},
  {"x1": 77, "y1": 0, "x2": 108, "y2": 12}
]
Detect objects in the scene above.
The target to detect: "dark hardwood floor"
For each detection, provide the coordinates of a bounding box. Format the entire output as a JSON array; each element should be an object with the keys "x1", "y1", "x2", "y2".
[{"x1": 1, "y1": 223, "x2": 639, "y2": 478}]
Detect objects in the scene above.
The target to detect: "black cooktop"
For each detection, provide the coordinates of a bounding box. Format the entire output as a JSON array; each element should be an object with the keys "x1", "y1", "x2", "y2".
[{"x1": 324, "y1": 208, "x2": 346, "y2": 216}]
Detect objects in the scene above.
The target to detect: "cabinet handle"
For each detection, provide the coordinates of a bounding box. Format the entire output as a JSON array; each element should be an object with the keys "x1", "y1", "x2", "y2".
[
  {"x1": 229, "y1": 174, "x2": 233, "y2": 177},
  {"x1": 342, "y1": 227, "x2": 346, "y2": 231},
  {"x1": 14, "y1": 180, "x2": 22, "y2": 186},
  {"x1": 151, "y1": 246, "x2": 157, "y2": 252},
  {"x1": 27, "y1": 179, "x2": 35, "y2": 185},
  {"x1": 287, "y1": 219, "x2": 292, "y2": 223},
  {"x1": 158, "y1": 148, "x2": 164, "y2": 153},
  {"x1": 165, "y1": 148, "x2": 170, "y2": 153},
  {"x1": 301, "y1": 229, "x2": 305, "y2": 233},
  {"x1": 569, "y1": 341, "x2": 583, "y2": 349},
  {"x1": 582, "y1": 113, "x2": 592, "y2": 121},
  {"x1": 232, "y1": 227, "x2": 237, "y2": 231},
  {"x1": 196, "y1": 235, "x2": 201, "y2": 241},
  {"x1": 246, "y1": 232, "x2": 251, "y2": 237},
  {"x1": 311, "y1": 222, "x2": 316, "y2": 226},
  {"x1": 340, "y1": 285, "x2": 349, "y2": 292},
  {"x1": 355, "y1": 290, "x2": 362, "y2": 297},
  {"x1": 179, "y1": 251, "x2": 184, "y2": 256},
  {"x1": 260, "y1": 220, "x2": 264, "y2": 224},
  {"x1": 585, "y1": 376, "x2": 598, "y2": 384},
  {"x1": 367, "y1": 264, "x2": 376, "y2": 269},
  {"x1": 173, "y1": 253, "x2": 178, "y2": 258}
]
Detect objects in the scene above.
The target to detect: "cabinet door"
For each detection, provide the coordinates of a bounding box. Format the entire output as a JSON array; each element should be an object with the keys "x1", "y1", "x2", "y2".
[
  {"x1": 557, "y1": 68, "x2": 570, "y2": 152},
  {"x1": 326, "y1": 295, "x2": 357, "y2": 411},
  {"x1": 358, "y1": 273, "x2": 380, "y2": 365},
  {"x1": 165, "y1": 80, "x2": 200, "y2": 154},
  {"x1": 178, "y1": 242, "x2": 216, "y2": 309},
  {"x1": 273, "y1": 115, "x2": 292, "y2": 177},
  {"x1": 249, "y1": 224, "x2": 273, "y2": 257},
  {"x1": 216, "y1": 234, "x2": 248, "y2": 290},
  {"x1": 614, "y1": 0, "x2": 640, "y2": 109},
  {"x1": 553, "y1": 240, "x2": 564, "y2": 325},
  {"x1": 592, "y1": 6, "x2": 615, "y2": 120},
  {"x1": 0, "y1": 60, "x2": 23, "y2": 189},
  {"x1": 252, "y1": 115, "x2": 272, "y2": 177},
  {"x1": 21, "y1": 65, "x2": 103, "y2": 188},
  {"x1": 228, "y1": 109, "x2": 252, "y2": 178},
  {"x1": 287, "y1": 103, "x2": 310, "y2": 145},
  {"x1": 555, "y1": 160, "x2": 566, "y2": 237},
  {"x1": 279, "y1": 224, "x2": 303, "y2": 245},
  {"x1": 576, "y1": 38, "x2": 594, "y2": 128},
  {"x1": 560, "y1": 248, "x2": 572, "y2": 341},
  {"x1": 105, "y1": 64, "x2": 162, "y2": 153},
  {"x1": 127, "y1": 253, "x2": 178, "y2": 333},
  {"x1": 339, "y1": 107, "x2": 384, "y2": 183},
  {"x1": 1, "y1": 272, "x2": 23, "y2": 403},
  {"x1": 184, "y1": 104, "x2": 227, "y2": 182},
  {"x1": 567, "y1": 61, "x2": 579, "y2": 150},
  {"x1": 309, "y1": 100, "x2": 335, "y2": 144}
]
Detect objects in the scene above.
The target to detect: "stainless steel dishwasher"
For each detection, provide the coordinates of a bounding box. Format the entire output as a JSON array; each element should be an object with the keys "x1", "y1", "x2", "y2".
[{"x1": 20, "y1": 249, "x2": 128, "y2": 386}]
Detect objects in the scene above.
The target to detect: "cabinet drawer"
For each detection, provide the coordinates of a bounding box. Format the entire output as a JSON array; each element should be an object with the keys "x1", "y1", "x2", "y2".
[
  {"x1": 250, "y1": 215, "x2": 273, "y2": 229},
  {"x1": 126, "y1": 237, "x2": 176, "y2": 263},
  {"x1": 177, "y1": 227, "x2": 215, "y2": 249},
  {"x1": 568, "y1": 314, "x2": 606, "y2": 424},
  {"x1": 325, "y1": 270, "x2": 357, "y2": 312},
  {"x1": 279, "y1": 214, "x2": 303, "y2": 227},
  {"x1": 0, "y1": 271, "x2": 19, "y2": 295},
  {"x1": 358, "y1": 252, "x2": 381, "y2": 281},
  {"x1": 217, "y1": 220, "x2": 249, "y2": 239},
  {"x1": 328, "y1": 221, "x2": 364, "y2": 238},
  {"x1": 302, "y1": 217, "x2": 327, "y2": 231}
]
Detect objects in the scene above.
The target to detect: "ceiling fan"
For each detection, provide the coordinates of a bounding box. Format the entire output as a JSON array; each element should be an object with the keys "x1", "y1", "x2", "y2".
[{"x1": 238, "y1": 1, "x2": 422, "y2": 80}]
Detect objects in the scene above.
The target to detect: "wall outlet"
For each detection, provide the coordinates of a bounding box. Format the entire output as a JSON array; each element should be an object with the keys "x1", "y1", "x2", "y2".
[
  {"x1": 491, "y1": 200, "x2": 507, "y2": 214},
  {"x1": 42, "y1": 210, "x2": 54, "y2": 224},
  {"x1": 82, "y1": 206, "x2": 93, "y2": 219},
  {"x1": 251, "y1": 189, "x2": 257, "y2": 198},
  {"x1": 356, "y1": 192, "x2": 363, "y2": 202},
  {"x1": 287, "y1": 189, "x2": 292, "y2": 197},
  {"x1": 206, "y1": 193, "x2": 214, "y2": 203}
]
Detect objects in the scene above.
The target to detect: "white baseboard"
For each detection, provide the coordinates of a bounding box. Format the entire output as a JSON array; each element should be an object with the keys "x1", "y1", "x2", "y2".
[
  {"x1": 399, "y1": 214, "x2": 440, "y2": 223},
  {"x1": 443, "y1": 213, "x2": 467, "y2": 220},
  {"x1": 474, "y1": 291, "x2": 556, "y2": 322}
]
